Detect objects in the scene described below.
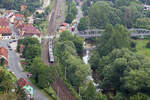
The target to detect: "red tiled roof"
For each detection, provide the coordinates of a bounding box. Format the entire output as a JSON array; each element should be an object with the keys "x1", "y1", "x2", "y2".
[
  {"x1": 18, "y1": 77, "x2": 29, "y2": 88},
  {"x1": 0, "y1": 28, "x2": 12, "y2": 35},
  {"x1": 0, "y1": 18, "x2": 9, "y2": 27},
  {"x1": 22, "y1": 24, "x2": 41, "y2": 37},
  {"x1": 0, "y1": 47, "x2": 8, "y2": 59},
  {"x1": 14, "y1": 14, "x2": 24, "y2": 18}
]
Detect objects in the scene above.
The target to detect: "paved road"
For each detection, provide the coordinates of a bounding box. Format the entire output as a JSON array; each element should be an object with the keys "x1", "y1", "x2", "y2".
[
  {"x1": 73, "y1": 3, "x2": 83, "y2": 34},
  {"x1": 9, "y1": 23, "x2": 20, "y2": 39},
  {"x1": 0, "y1": 40, "x2": 48, "y2": 100}
]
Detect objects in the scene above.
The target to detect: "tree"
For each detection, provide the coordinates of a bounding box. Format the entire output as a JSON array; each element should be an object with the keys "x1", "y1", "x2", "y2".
[
  {"x1": 88, "y1": 1, "x2": 120, "y2": 28},
  {"x1": 90, "y1": 24, "x2": 130, "y2": 70},
  {"x1": 0, "y1": 0, "x2": 14, "y2": 9},
  {"x1": 30, "y1": 57, "x2": 56, "y2": 88},
  {"x1": 17, "y1": 37, "x2": 40, "y2": 53},
  {"x1": 73, "y1": 35, "x2": 84, "y2": 55},
  {"x1": 24, "y1": 44, "x2": 41, "y2": 62},
  {"x1": 130, "y1": 93, "x2": 150, "y2": 100},
  {"x1": 78, "y1": 17, "x2": 88, "y2": 31},
  {"x1": 146, "y1": 41, "x2": 150, "y2": 48},
  {"x1": 97, "y1": 24, "x2": 129, "y2": 57},
  {"x1": 96, "y1": 48, "x2": 150, "y2": 99},
  {"x1": 65, "y1": 13, "x2": 75, "y2": 24},
  {"x1": 65, "y1": 55, "x2": 91, "y2": 90},
  {"x1": 135, "y1": 18, "x2": 150, "y2": 29},
  {"x1": 81, "y1": 82, "x2": 107, "y2": 100},
  {"x1": 58, "y1": 31, "x2": 84, "y2": 56},
  {"x1": 0, "y1": 67, "x2": 14, "y2": 92},
  {"x1": 59, "y1": 31, "x2": 74, "y2": 42},
  {"x1": 119, "y1": 4, "x2": 143, "y2": 28}
]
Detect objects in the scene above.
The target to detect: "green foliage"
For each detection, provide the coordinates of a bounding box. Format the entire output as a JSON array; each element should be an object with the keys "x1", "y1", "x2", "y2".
[
  {"x1": 62, "y1": 77, "x2": 82, "y2": 100},
  {"x1": 0, "y1": 0, "x2": 41, "y2": 15},
  {"x1": 0, "y1": 0, "x2": 14, "y2": 9},
  {"x1": 59, "y1": 31, "x2": 74, "y2": 41},
  {"x1": 96, "y1": 48, "x2": 150, "y2": 99},
  {"x1": 130, "y1": 40, "x2": 136, "y2": 48},
  {"x1": 17, "y1": 37, "x2": 41, "y2": 64},
  {"x1": 54, "y1": 31, "x2": 91, "y2": 92},
  {"x1": 24, "y1": 44, "x2": 41, "y2": 62},
  {"x1": 0, "y1": 67, "x2": 14, "y2": 92},
  {"x1": 44, "y1": 87, "x2": 58, "y2": 100},
  {"x1": 81, "y1": 82, "x2": 107, "y2": 100},
  {"x1": 89, "y1": 1, "x2": 121, "y2": 28},
  {"x1": 73, "y1": 35, "x2": 84, "y2": 55},
  {"x1": 0, "y1": 58, "x2": 5, "y2": 66},
  {"x1": 30, "y1": 57, "x2": 56, "y2": 89},
  {"x1": 59, "y1": 31, "x2": 84, "y2": 56},
  {"x1": 135, "y1": 18, "x2": 150, "y2": 29},
  {"x1": 77, "y1": 17, "x2": 88, "y2": 31},
  {"x1": 146, "y1": 41, "x2": 150, "y2": 48},
  {"x1": 34, "y1": 19, "x2": 48, "y2": 34},
  {"x1": 85, "y1": 0, "x2": 144, "y2": 28},
  {"x1": 130, "y1": 93, "x2": 150, "y2": 100},
  {"x1": 97, "y1": 24, "x2": 129, "y2": 57},
  {"x1": 65, "y1": 1, "x2": 77, "y2": 23}
]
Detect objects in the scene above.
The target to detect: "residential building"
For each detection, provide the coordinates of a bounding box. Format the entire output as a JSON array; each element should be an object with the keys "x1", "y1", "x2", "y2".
[
  {"x1": 18, "y1": 24, "x2": 41, "y2": 42},
  {"x1": 8, "y1": 13, "x2": 24, "y2": 23},
  {"x1": 17, "y1": 78, "x2": 34, "y2": 98},
  {"x1": 18, "y1": 77, "x2": 29, "y2": 88},
  {"x1": 23, "y1": 85, "x2": 34, "y2": 98},
  {"x1": 0, "y1": 18, "x2": 12, "y2": 40},
  {"x1": 0, "y1": 47, "x2": 8, "y2": 66}
]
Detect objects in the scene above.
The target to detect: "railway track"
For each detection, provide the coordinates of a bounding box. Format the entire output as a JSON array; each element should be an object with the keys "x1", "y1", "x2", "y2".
[{"x1": 42, "y1": 0, "x2": 76, "y2": 100}]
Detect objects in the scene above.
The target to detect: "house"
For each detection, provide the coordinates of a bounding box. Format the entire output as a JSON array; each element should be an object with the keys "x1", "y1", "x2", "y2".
[
  {"x1": 18, "y1": 77, "x2": 29, "y2": 88},
  {"x1": 23, "y1": 85, "x2": 34, "y2": 98},
  {"x1": 17, "y1": 78, "x2": 34, "y2": 98},
  {"x1": 9, "y1": 14, "x2": 24, "y2": 23},
  {"x1": 0, "y1": 18, "x2": 12, "y2": 40},
  {"x1": 0, "y1": 47, "x2": 8, "y2": 66},
  {"x1": 0, "y1": 17, "x2": 9, "y2": 28},
  {"x1": 18, "y1": 24, "x2": 41, "y2": 42}
]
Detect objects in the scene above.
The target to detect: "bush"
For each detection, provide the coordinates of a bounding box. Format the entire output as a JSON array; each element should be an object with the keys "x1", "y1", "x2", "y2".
[
  {"x1": 130, "y1": 41, "x2": 136, "y2": 48},
  {"x1": 44, "y1": 87, "x2": 58, "y2": 100},
  {"x1": 146, "y1": 41, "x2": 150, "y2": 48}
]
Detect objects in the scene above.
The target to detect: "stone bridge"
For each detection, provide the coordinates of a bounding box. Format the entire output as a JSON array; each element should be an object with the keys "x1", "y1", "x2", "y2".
[{"x1": 76, "y1": 28, "x2": 150, "y2": 39}]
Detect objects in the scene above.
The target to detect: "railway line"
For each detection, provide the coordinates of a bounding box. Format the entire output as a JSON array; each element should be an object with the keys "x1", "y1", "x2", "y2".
[{"x1": 42, "y1": 0, "x2": 76, "y2": 100}]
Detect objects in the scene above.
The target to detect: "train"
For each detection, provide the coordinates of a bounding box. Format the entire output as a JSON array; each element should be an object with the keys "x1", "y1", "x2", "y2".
[{"x1": 48, "y1": 38, "x2": 54, "y2": 63}]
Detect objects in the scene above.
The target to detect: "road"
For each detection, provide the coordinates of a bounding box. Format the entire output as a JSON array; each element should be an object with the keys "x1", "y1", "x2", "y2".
[
  {"x1": 73, "y1": 3, "x2": 83, "y2": 34},
  {"x1": 0, "y1": 40, "x2": 48, "y2": 100}
]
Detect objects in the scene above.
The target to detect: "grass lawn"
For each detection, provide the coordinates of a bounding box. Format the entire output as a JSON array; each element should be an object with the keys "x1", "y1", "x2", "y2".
[{"x1": 134, "y1": 39, "x2": 150, "y2": 60}]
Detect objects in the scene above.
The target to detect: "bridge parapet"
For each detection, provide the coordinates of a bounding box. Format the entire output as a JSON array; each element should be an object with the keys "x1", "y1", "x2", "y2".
[{"x1": 77, "y1": 28, "x2": 150, "y2": 38}]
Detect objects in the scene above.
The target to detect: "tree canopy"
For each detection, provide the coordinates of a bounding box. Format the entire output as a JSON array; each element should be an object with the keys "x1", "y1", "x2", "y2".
[{"x1": 96, "y1": 48, "x2": 150, "y2": 99}]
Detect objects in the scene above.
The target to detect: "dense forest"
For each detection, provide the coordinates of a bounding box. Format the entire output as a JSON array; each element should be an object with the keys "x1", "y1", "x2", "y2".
[
  {"x1": 0, "y1": 0, "x2": 42, "y2": 15},
  {"x1": 80, "y1": 0, "x2": 150, "y2": 99},
  {"x1": 82, "y1": 0, "x2": 150, "y2": 29}
]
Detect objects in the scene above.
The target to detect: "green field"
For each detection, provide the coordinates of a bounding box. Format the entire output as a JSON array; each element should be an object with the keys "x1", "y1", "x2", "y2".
[{"x1": 135, "y1": 39, "x2": 150, "y2": 60}]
